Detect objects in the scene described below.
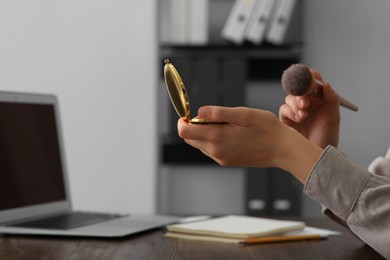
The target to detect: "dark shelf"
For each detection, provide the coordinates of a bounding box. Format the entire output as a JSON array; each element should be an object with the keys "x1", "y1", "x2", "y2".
[
  {"x1": 160, "y1": 43, "x2": 303, "y2": 59},
  {"x1": 247, "y1": 57, "x2": 300, "y2": 80},
  {"x1": 160, "y1": 135, "x2": 217, "y2": 165}
]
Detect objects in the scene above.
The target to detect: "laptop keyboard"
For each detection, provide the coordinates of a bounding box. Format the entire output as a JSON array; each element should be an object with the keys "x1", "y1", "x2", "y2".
[{"x1": 8, "y1": 211, "x2": 123, "y2": 230}]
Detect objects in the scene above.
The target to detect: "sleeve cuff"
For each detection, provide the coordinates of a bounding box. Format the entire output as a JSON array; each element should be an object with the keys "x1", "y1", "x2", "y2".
[{"x1": 304, "y1": 145, "x2": 371, "y2": 221}]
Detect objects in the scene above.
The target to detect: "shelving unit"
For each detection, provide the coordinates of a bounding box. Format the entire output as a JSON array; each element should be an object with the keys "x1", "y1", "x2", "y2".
[{"x1": 157, "y1": 0, "x2": 304, "y2": 216}]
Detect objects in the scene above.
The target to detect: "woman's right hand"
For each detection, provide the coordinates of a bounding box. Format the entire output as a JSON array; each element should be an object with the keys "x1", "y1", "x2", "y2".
[{"x1": 279, "y1": 69, "x2": 341, "y2": 148}]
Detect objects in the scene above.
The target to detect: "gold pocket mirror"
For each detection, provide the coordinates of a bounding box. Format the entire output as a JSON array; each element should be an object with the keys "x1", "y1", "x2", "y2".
[{"x1": 164, "y1": 59, "x2": 225, "y2": 124}]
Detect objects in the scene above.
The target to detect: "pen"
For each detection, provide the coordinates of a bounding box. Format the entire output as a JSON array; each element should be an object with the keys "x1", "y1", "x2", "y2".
[{"x1": 241, "y1": 234, "x2": 323, "y2": 245}]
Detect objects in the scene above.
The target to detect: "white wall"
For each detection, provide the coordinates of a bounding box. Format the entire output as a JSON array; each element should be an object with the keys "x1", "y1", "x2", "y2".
[
  {"x1": 0, "y1": 1, "x2": 157, "y2": 213},
  {"x1": 304, "y1": 1, "x2": 390, "y2": 167}
]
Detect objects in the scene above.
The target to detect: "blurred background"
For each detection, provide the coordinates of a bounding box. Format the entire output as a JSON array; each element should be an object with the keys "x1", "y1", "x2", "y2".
[{"x1": 0, "y1": 0, "x2": 389, "y2": 218}]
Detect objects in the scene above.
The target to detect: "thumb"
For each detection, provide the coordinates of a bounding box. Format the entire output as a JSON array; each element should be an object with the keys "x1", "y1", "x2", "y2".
[{"x1": 198, "y1": 106, "x2": 251, "y2": 126}]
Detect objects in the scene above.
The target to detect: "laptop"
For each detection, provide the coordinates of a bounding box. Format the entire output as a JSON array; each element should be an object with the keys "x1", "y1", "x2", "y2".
[{"x1": 0, "y1": 91, "x2": 180, "y2": 237}]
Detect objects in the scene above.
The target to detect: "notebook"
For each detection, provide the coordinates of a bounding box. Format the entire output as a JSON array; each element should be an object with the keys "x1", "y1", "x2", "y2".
[
  {"x1": 165, "y1": 215, "x2": 340, "y2": 244},
  {"x1": 166, "y1": 215, "x2": 305, "y2": 239},
  {"x1": 0, "y1": 91, "x2": 180, "y2": 237}
]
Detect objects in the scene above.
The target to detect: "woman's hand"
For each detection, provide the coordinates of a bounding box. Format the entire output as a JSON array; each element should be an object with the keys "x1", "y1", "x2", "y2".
[
  {"x1": 279, "y1": 70, "x2": 341, "y2": 148},
  {"x1": 178, "y1": 106, "x2": 322, "y2": 183},
  {"x1": 178, "y1": 107, "x2": 284, "y2": 168}
]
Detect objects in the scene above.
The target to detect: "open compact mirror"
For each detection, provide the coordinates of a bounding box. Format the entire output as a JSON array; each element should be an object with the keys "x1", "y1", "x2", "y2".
[{"x1": 163, "y1": 59, "x2": 224, "y2": 124}]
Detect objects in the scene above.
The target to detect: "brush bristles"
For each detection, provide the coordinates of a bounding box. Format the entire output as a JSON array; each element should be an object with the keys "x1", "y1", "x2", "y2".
[{"x1": 282, "y1": 64, "x2": 313, "y2": 96}]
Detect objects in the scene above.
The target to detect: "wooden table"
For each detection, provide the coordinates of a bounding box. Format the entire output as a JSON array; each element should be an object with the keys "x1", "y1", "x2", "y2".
[{"x1": 0, "y1": 218, "x2": 385, "y2": 259}]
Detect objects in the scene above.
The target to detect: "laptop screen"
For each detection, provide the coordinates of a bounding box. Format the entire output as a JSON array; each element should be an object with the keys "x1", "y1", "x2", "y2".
[{"x1": 0, "y1": 101, "x2": 66, "y2": 211}]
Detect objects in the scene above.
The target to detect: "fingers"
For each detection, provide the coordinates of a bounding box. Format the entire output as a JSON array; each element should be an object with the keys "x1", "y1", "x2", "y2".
[
  {"x1": 177, "y1": 118, "x2": 209, "y2": 140},
  {"x1": 197, "y1": 106, "x2": 252, "y2": 126},
  {"x1": 280, "y1": 67, "x2": 338, "y2": 124},
  {"x1": 177, "y1": 118, "x2": 227, "y2": 142},
  {"x1": 279, "y1": 95, "x2": 310, "y2": 123},
  {"x1": 178, "y1": 119, "x2": 227, "y2": 165},
  {"x1": 279, "y1": 104, "x2": 298, "y2": 124},
  {"x1": 178, "y1": 106, "x2": 254, "y2": 142},
  {"x1": 285, "y1": 95, "x2": 310, "y2": 111}
]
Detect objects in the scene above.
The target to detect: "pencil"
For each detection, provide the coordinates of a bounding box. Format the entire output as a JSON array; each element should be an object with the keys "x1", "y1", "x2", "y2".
[{"x1": 241, "y1": 234, "x2": 323, "y2": 245}]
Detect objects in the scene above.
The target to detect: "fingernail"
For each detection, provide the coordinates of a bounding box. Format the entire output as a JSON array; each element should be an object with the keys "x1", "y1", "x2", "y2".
[
  {"x1": 298, "y1": 110, "x2": 304, "y2": 118},
  {"x1": 299, "y1": 99, "x2": 305, "y2": 108},
  {"x1": 198, "y1": 107, "x2": 209, "y2": 118}
]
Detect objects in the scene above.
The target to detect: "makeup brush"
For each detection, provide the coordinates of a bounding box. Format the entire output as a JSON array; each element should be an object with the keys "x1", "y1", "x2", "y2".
[{"x1": 281, "y1": 64, "x2": 359, "y2": 112}]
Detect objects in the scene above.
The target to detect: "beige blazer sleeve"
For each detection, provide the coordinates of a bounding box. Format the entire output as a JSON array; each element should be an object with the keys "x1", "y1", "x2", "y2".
[{"x1": 304, "y1": 146, "x2": 390, "y2": 259}]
